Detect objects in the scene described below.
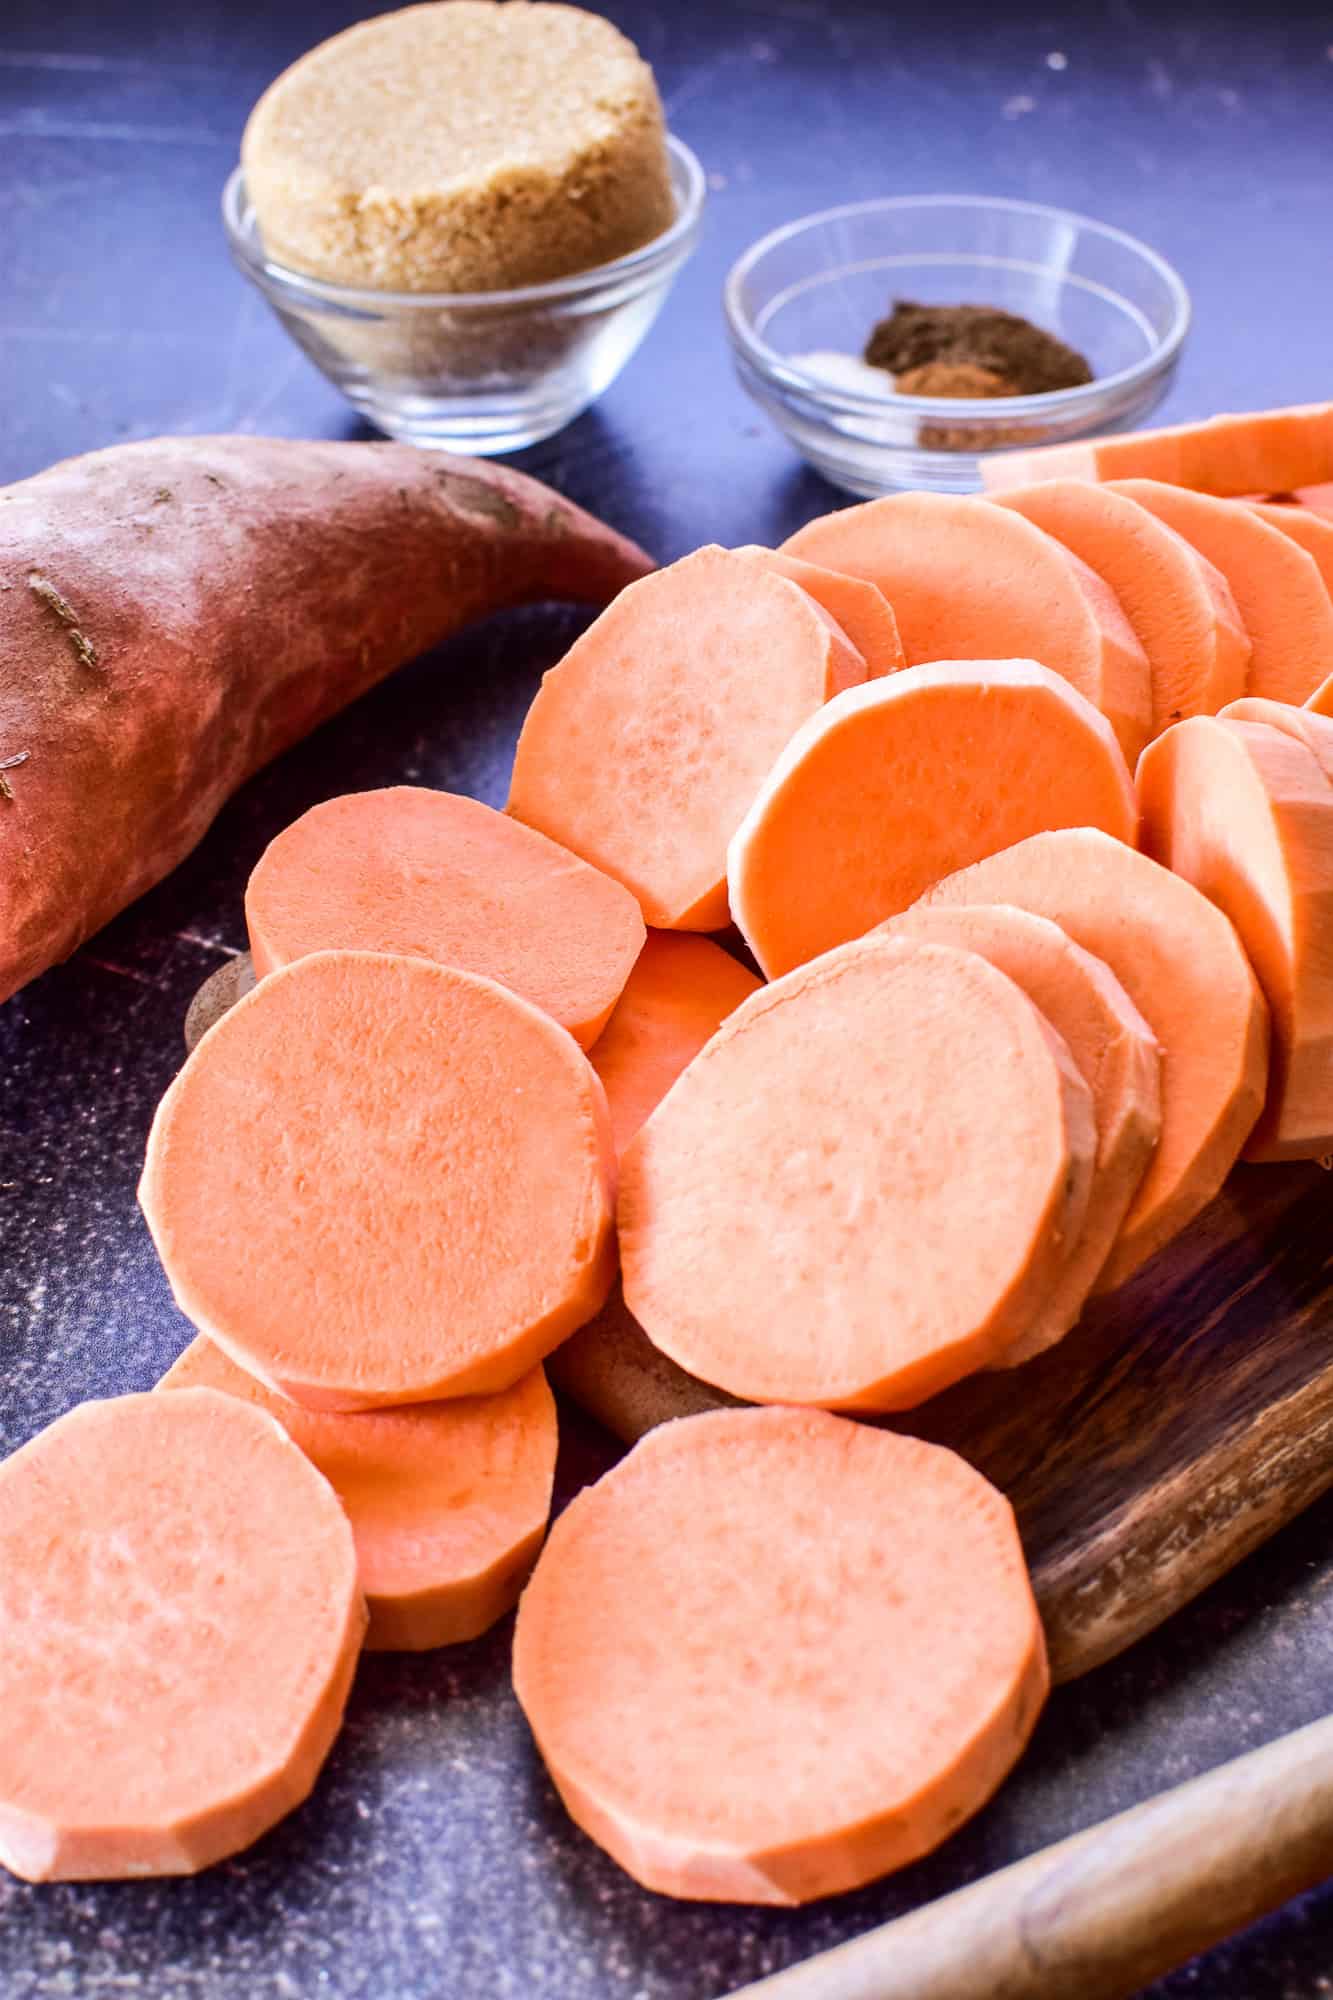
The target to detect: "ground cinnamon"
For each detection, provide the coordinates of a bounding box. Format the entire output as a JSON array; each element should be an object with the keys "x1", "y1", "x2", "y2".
[
  {"x1": 894, "y1": 359, "x2": 1033, "y2": 450},
  {"x1": 894, "y1": 362, "x2": 1016, "y2": 399}
]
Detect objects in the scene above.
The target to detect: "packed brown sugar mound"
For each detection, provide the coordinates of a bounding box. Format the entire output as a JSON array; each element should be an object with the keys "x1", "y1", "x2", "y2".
[{"x1": 242, "y1": 1, "x2": 676, "y2": 291}]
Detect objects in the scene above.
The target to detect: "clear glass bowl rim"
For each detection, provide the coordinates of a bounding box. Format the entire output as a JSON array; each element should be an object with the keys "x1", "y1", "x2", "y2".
[
  {"x1": 723, "y1": 192, "x2": 1192, "y2": 417},
  {"x1": 222, "y1": 131, "x2": 706, "y2": 312}
]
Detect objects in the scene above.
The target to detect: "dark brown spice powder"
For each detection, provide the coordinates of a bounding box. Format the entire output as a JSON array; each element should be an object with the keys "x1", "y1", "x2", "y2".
[{"x1": 865, "y1": 300, "x2": 1093, "y2": 397}]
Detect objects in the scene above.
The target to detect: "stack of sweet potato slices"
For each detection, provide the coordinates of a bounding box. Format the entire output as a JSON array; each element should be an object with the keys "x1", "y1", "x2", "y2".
[{"x1": 11, "y1": 395, "x2": 1333, "y2": 1907}]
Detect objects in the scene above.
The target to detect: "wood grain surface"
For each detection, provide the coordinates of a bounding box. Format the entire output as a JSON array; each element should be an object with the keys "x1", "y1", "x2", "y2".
[
  {"x1": 728, "y1": 1709, "x2": 1333, "y2": 2000},
  {"x1": 186, "y1": 953, "x2": 1333, "y2": 1685}
]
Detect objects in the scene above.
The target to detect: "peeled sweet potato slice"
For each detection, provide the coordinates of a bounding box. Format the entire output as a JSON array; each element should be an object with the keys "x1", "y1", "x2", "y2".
[
  {"x1": 245, "y1": 787, "x2": 645, "y2": 1049},
  {"x1": 507, "y1": 545, "x2": 865, "y2": 930},
  {"x1": 1185, "y1": 407, "x2": 1333, "y2": 495},
  {"x1": 0, "y1": 1389, "x2": 364, "y2": 1882},
  {"x1": 732, "y1": 545, "x2": 905, "y2": 678},
  {"x1": 983, "y1": 422, "x2": 1191, "y2": 493},
  {"x1": 981, "y1": 403, "x2": 1333, "y2": 498},
  {"x1": 1139, "y1": 716, "x2": 1333, "y2": 1161},
  {"x1": 550, "y1": 931, "x2": 762, "y2": 1413},
  {"x1": 1221, "y1": 696, "x2": 1333, "y2": 785},
  {"x1": 882, "y1": 903, "x2": 1161, "y2": 1363},
  {"x1": 992, "y1": 480, "x2": 1249, "y2": 731},
  {"x1": 728, "y1": 659, "x2": 1136, "y2": 979},
  {"x1": 159, "y1": 1339, "x2": 557, "y2": 1652},
  {"x1": 1295, "y1": 484, "x2": 1333, "y2": 521},
  {"x1": 920, "y1": 829, "x2": 1268, "y2": 1285},
  {"x1": 586, "y1": 930, "x2": 761, "y2": 1155},
  {"x1": 1247, "y1": 500, "x2": 1333, "y2": 601},
  {"x1": 1107, "y1": 481, "x2": 1333, "y2": 706},
  {"x1": 619, "y1": 933, "x2": 1096, "y2": 1410},
  {"x1": 783, "y1": 491, "x2": 1152, "y2": 759},
  {"x1": 512, "y1": 1405, "x2": 1048, "y2": 1905},
  {"x1": 140, "y1": 951, "x2": 617, "y2": 1411}
]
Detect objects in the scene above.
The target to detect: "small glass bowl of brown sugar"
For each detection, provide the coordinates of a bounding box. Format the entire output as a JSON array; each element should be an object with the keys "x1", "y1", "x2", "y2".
[
  {"x1": 222, "y1": 132, "x2": 705, "y2": 455},
  {"x1": 724, "y1": 195, "x2": 1190, "y2": 496}
]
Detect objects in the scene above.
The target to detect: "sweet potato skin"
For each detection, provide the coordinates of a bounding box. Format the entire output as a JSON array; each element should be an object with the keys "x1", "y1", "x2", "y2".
[{"x1": 0, "y1": 437, "x2": 653, "y2": 1003}]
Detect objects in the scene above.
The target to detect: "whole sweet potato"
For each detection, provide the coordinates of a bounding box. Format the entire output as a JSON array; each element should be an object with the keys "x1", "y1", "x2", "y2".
[{"x1": 0, "y1": 437, "x2": 653, "y2": 1003}]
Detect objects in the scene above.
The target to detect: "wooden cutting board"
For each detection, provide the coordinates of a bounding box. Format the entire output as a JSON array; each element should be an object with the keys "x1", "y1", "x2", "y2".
[{"x1": 187, "y1": 954, "x2": 1333, "y2": 1685}]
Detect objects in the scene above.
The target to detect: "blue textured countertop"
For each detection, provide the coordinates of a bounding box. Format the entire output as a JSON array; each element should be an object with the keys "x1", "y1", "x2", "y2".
[{"x1": 3, "y1": 1, "x2": 1333, "y2": 1993}]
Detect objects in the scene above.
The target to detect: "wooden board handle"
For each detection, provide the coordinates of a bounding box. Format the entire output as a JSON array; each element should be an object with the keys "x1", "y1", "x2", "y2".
[{"x1": 728, "y1": 1711, "x2": 1333, "y2": 2000}]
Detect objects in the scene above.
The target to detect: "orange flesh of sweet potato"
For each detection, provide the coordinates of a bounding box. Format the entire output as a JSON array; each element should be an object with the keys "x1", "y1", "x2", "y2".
[
  {"x1": 782, "y1": 491, "x2": 1152, "y2": 760},
  {"x1": 139, "y1": 951, "x2": 617, "y2": 1411},
  {"x1": 506, "y1": 545, "x2": 864, "y2": 930},
  {"x1": 920, "y1": 828, "x2": 1268, "y2": 1286},
  {"x1": 1295, "y1": 484, "x2": 1333, "y2": 520},
  {"x1": 158, "y1": 1338, "x2": 557, "y2": 1652},
  {"x1": 1247, "y1": 501, "x2": 1333, "y2": 601},
  {"x1": 981, "y1": 403, "x2": 1333, "y2": 498},
  {"x1": 245, "y1": 787, "x2": 645, "y2": 1050},
  {"x1": 768, "y1": 588, "x2": 867, "y2": 694},
  {"x1": 881, "y1": 903, "x2": 1161, "y2": 1364},
  {"x1": 727, "y1": 659, "x2": 1137, "y2": 979},
  {"x1": 619, "y1": 933, "x2": 1095, "y2": 1411},
  {"x1": 983, "y1": 424, "x2": 1193, "y2": 492},
  {"x1": 1139, "y1": 716, "x2": 1333, "y2": 1161},
  {"x1": 732, "y1": 545, "x2": 906, "y2": 678},
  {"x1": 512, "y1": 1404, "x2": 1048, "y2": 1905},
  {"x1": 0, "y1": 437, "x2": 653, "y2": 1005},
  {"x1": 1191, "y1": 407, "x2": 1333, "y2": 494},
  {"x1": 992, "y1": 480, "x2": 1250, "y2": 731},
  {"x1": 586, "y1": 930, "x2": 762, "y2": 1155},
  {"x1": 1221, "y1": 696, "x2": 1333, "y2": 785},
  {"x1": 1107, "y1": 481, "x2": 1333, "y2": 706},
  {"x1": 549, "y1": 931, "x2": 762, "y2": 1413},
  {"x1": 0, "y1": 1389, "x2": 364, "y2": 1882}
]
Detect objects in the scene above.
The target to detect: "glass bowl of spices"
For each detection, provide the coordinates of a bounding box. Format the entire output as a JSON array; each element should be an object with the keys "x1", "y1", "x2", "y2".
[
  {"x1": 223, "y1": 3, "x2": 706, "y2": 454},
  {"x1": 724, "y1": 194, "x2": 1190, "y2": 496}
]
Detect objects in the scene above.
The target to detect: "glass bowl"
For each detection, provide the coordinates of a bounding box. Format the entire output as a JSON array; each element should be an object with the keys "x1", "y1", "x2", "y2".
[
  {"x1": 724, "y1": 194, "x2": 1190, "y2": 497},
  {"x1": 222, "y1": 134, "x2": 706, "y2": 454}
]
